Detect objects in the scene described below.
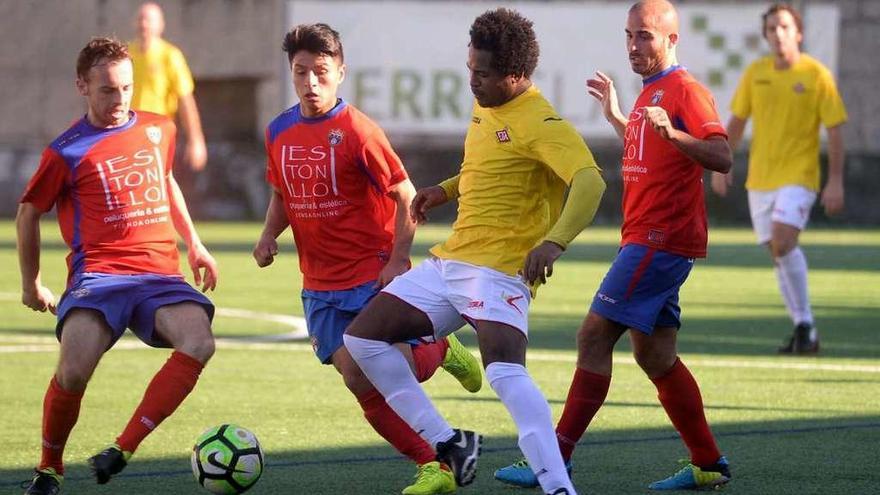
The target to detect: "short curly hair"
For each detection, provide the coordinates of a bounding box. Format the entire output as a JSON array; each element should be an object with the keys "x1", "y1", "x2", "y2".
[
  {"x1": 469, "y1": 8, "x2": 539, "y2": 78},
  {"x1": 76, "y1": 37, "x2": 129, "y2": 80}
]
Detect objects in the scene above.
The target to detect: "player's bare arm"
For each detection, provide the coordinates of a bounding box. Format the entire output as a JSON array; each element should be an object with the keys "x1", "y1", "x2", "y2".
[
  {"x1": 168, "y1": 174, "x2": 218, "y2": 291},
  {"x1": 644, "y1": 106, "x2": 732, "y2": 173},
  {"x1": 377, "y1": 179, "x2": 417, "y2": 288},
  {"x1": 178, "y1": 93, "x2": 207, "y2": 172},
  {"x1": 253, "y1": 190, "x2": 288, "y2": 268},
  {"x1": 410, "y1": 184, "x2": 450, "y2": 224},
  {"x1": 711, "y1": 115, "x2": 746, "y2": 197},
  {"x1": 821, "y1": 124, "x2": 846, "y2": 216},
  {"x1": 15, "y1": 202, "x2": 56, "y2": 314},
  {"x1": 586, "y1": 71, "x2": 627, "y2": 140}
]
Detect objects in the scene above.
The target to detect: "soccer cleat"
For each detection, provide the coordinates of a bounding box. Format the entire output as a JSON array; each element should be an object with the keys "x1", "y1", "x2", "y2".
[
  {"x1": 21, "y1": 468, "x2": 62, "y2": 495},
  {"x1": 648, "y1": 456, "x2": 731, "y2": 490},
  {"x1": 440, "y1": 334, "x2": 482, "y2": 393},
  {"x1": 494, "y1": 458, "x2": 573, "y2": 488},
  {"x1": 548, "y1": 489, "x2": 572, "y2": 495},
  {"x1": 88, "y1": 444, "x2": 131, "y2": 484},
  {"x1": 401, "y1": 461, "x2": 456, "y2": 495},
  {"x1": 435, "y1": 429, "x2": 482, "y2": 486},
  {"x1": 778, "y1": 323, "x2": 819, "y2": 355}
]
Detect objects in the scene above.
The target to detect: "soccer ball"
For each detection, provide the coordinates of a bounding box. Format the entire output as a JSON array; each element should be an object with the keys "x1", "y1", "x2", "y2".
[{"x1": 191, "y1": 424, "x2": 264, "y2": 494}]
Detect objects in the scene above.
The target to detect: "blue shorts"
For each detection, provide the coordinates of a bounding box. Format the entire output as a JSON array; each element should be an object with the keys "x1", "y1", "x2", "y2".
[
  {"x1": 56, "y1": 273, "x2": 214, "y2": 348},
  {"x1": 302, "y1": 281, "x2": 379, "y2": 364},
  {"x1": 590, "y1": 244, "x2": 694, "y2": 335}
]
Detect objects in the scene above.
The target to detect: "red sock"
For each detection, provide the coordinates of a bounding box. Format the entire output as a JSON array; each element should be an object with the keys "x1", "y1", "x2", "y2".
[
  {"x1": 651, "y1": 358, "x2": 721, "y2": 467},
  {"x1": 411, "y1": 338, "x2": 449, "y2": 383},
  {"x1": 357, "y1": 388, "x2": 435, "y2": 465},
  {"x1": 38, "y1": 376, "x2": 84, "y2": 475},
  {"x1": 555, "y1": 367, "x2": 611, "y2": 461},
  {"x1": 116, "y1": 351, "x2": 203, "y2": 453}
]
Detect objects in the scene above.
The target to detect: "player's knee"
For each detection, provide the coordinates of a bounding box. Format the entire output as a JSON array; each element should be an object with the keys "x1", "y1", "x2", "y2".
[
  {"x1": 339, "y1": 363, "x2": 372, "y2": 395},
  {"x1": 54, "y1": 365, "x2": 91, "y2": 393},
  {"x1": 633, "y1": 348, "x2": 674, "y2": 377},
  {"x1": 175, "y1": 331, "x2": 215, "y2": 364}
]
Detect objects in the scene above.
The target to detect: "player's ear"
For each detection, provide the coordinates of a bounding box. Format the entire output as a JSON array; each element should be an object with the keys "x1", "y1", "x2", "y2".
[
  {"x1": 338, "y1": 63, "x2": 346, "y2": 84},
  {"x1": 668, "y1": 32, "x2": 679, "y2": 48},
  {"x1": 75, "y1": 76, "x2": 89, "y2": 96}
]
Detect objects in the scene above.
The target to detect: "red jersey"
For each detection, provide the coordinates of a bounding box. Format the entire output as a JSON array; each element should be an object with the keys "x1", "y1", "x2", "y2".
[
  {"x1": 265, "y1": 100, "x2": 408, "y2": 290},
  {"x1": 20, "y1": 111, "x2": 181, "y2": 283},
  {"x1": 620, "y1": 66, "x2": 727, "y2": 258}
]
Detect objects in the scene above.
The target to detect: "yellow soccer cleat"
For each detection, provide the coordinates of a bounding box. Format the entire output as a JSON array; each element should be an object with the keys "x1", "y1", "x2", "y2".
[
  {"x1": 441, "y1": 334, "x2": 482, "y2": 393},
  {"x1": 401, "y1": 461, "x2": 456, "y2": 495}
]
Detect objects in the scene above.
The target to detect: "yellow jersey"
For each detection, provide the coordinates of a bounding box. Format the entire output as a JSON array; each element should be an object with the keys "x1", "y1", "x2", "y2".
[
  {"x1": 129, "y1": 38, "x2": 195, "y2": 117},
  {"x1": 731, "y1": 54, "x2": 847, "y2": 191},
  {"x1": 431, "y1": 85, "x2": 599, "y2": 276}
]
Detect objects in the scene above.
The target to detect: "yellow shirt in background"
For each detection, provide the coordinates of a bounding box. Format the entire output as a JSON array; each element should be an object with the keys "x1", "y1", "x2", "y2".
[
  {"x1": 431, "y1": 85, "x2": 599, "y2": 276},
  {"x1": 129, "y1": 38, "x2": 195, "y2": 117},
  {"x1": 731, "y1": 54, "x2": 847, "y2": 191}
]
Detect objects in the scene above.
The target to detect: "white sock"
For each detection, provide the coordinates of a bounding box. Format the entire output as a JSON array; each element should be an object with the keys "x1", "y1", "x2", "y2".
[
  {"x1": 486, "y1": 362, "x2": 576, "y2": 495},
  {"x1": 775, "y1": 247, "x2": 814, "y2": 327},
  {"x1": 343, "y1": 334, "x2": 454, "y2": 447},
  {"x1": 773, "y1": 264, "x2": 797, "y2": 324}
]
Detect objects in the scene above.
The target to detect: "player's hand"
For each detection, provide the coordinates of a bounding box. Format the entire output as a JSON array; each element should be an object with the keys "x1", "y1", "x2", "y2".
[
  {"x1": 375, "y1": 257, "x2": 411, "y2": 289},
  {"x1": 410, "y1": 186, "x2": 448, "y2": 224},
  {"x1": 185, "y1": 139, "x2": 208, "y2": 172},
  {"x1": 22, "y1": 284, "x2": 56, "y2": 315},
  {"x1": 252, "y1": 235, "x2": 279, "y2": 268},
  {"x1": 586, "y1": 71, "x2": 622, "y2": 123},
  {"x1": 710, "y1": 170, "x2": 733, "y2": 197},
  {"x1": 820, "y1": 179, "x2": 844, "y2": 216},
  {"x1": 522, "y1": 241, "x2": 564, "y2": 285},
  {"x1": 644, "y1": 106, "x2": 675, "y2": 140},
  {"x1": 188, "y1": 243, "x2": 219, "y2": 292}
]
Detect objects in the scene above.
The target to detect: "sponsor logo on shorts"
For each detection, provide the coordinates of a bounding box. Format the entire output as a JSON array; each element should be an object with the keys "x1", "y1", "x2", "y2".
[
  {"x1": 596, "y1": 292, "x2": 617, "y2": 304},
  {"x1": 503, "y1": 293, "x2": 525, "y2": 315},
  {"x1": 467, "y1": 300, "x2": 485, "y2": 310},
  {"x1": 71, "y1": 287, "x2": 90, "y2": 298}
]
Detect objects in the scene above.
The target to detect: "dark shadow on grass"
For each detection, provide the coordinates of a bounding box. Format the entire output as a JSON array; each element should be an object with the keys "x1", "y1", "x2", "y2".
[
  {"x1": 2, "y1": 416, "x2": 878, "y2": 494},
  {"x1": 430, "y1": 395, "x2": 851, "y2": 415}
]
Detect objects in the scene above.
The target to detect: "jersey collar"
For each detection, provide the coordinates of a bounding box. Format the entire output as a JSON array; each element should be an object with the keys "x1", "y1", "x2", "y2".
[
  {"x1": 298, "y1": 98, "x2": 347, "y2": 123},
  {"x1": 642, "y1": 64, "x2": 683, "y2": 86}
]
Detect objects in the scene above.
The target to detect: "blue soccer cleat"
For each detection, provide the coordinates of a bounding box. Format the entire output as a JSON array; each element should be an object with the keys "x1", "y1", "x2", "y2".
[
  {"x1": 494, "y1": 458, "x2": 573, "y2": 488},
  {"x1": 648, "y1": 456, "x2": 731, "y2": 490}
]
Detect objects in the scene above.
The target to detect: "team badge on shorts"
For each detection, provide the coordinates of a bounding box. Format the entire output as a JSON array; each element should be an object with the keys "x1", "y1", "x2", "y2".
[
  {"x1": 650, "y1": 89, "x2": 665, "y2": 105},
  {"x1": 145, "y1": 125, "x2": 162, "y2": 145},
  {"x1": 310, "y1": 336, "x2": 319, "y2": 353},
  {"x1": 328, "y1": 129, "x2": 344, "y2": 146},
  {"x1": 495, "y1": 128, "x2": 511, "y2": 143}
]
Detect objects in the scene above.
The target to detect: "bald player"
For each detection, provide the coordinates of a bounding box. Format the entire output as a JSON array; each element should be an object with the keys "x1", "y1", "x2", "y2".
[
  {"x1": 130, "y1": 2, "x2": 207, "y2": 173},
  {"x1": 495, "y1": 1, "x2": 732, "y2": 490}
]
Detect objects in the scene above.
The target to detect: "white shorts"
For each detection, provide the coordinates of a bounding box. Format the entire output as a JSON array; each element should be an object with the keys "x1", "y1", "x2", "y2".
[
  {"x1": 747, "y1": 185, "x2": 817, "y2": 245},
  {"x1": 382, "y1": 257, "x2": 531, "y2": 339}
]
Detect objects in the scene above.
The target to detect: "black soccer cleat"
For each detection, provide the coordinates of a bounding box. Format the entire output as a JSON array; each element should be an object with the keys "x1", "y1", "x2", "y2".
[
  {"x1": 548, "y1": 489, "x2": 571, "y2": 495},
  {"x1": 435, "y1": 429, "x2": 482, "y2": 486},
  {"x1": 21, "y1": 469, "x2": 62, "y2": 495},
  {"x1": 88, "y1": 445, "x2": 129, "y2": 484},
  {"x1": 778, "y1": 323, "x2": 819, "y2": 355}
]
